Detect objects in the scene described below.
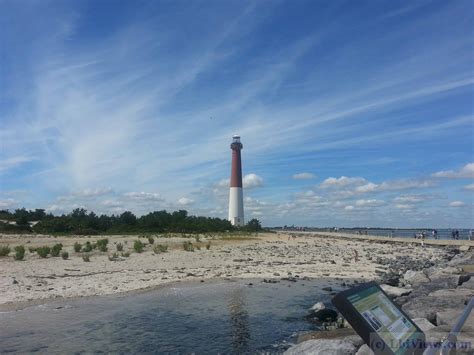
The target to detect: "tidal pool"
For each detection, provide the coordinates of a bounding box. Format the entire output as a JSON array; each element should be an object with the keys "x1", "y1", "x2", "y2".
[{"x1": 0, "y1": 278, "x2": 344, "y2": 354}]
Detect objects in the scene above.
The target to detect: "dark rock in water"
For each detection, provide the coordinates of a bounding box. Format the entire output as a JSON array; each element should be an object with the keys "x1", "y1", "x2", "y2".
[
  {"x1": 322, "y1": 286, "x2": 332, "y2": 292},
  {"x1": 458, "y1": 274, "x2": 471, "y2": 286},
  {"x1": 383, "y1": 276, "x2": 400, "y2": 287},
  {"x1": 12, "y1": 279, "x2": 18, "y2": 285},
  {"x1": 262, "y1": 279, "x2": 279, "y2": 284},
  {"x1": 309, "y1": 309, "x2": 338, "y2": 322}
]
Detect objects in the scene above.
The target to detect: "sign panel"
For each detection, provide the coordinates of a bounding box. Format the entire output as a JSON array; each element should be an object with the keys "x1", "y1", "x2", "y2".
[{"x1": 332, "y1": 282, "x2": 425, "y2": 355}]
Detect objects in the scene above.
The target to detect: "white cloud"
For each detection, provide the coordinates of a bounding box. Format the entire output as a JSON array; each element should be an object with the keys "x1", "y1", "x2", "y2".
[
  {"x1": 355, "y1": 179, "x2": 436, "y2": 193},
  {"x1": 178, "y1": 197, "x2": 194, "y2": 206},
  {"x1": 243, "y1": 173, "x2": 263, "y2": 189},
  {"x1": 0, "y1": 198, "x2": 17, "y2": 209},
  {"x1": 464, "y1": 184, "x2": 474, "y2": 191},
  {"x1": 393, "y1": 195, "x2": 428, "y2": 203},
  {"x1": 320, "y1": 176, "x2": 367, "y2": 188},
  {"x1": 355, "y1": 183, "x2": 378, "y2": 193},
  {"x1": 449, "y1": 201, "x2": 465, "y2": 207},
  {"x1": 101, "y1": 199, "x2": 124, "y2": 208},
  {"x1": 74, "y1": 188, "x2": 114, "y2": 197},
  {"x1": 293, "y1": 172, "x2": 316, "y2": 180},
  {"x1": 355, "y1": 199, "x2": 385, "y2": 207},
  {"x1": 0, "y1": 156, "x2": 34, "y2": 173},
  {"x1": 432, "y1": 163, "x2": 474, "y2": 179},
  {"x1": 344, "y1": 205, "x2": 354, "y2": 211},
  {"x1": 395, "y1": 204, "x2": 414, "y2": 210},
  {"x1": 123, "y1": 192, "x2": 164, "y2": 201}
]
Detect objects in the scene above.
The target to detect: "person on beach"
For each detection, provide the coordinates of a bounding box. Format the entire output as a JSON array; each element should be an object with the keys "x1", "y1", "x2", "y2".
[
  {"x1": 432, "y1": 229, "x2": 438, "y2": 239},
  {"x1": 455, "y1": 230, "x2": 459, "y2": 240},
  {"x1": 469, "y1": 230, "x2": 473, "y2": 241},
  {"x1": 452, "y1": 230, "x2": 456, "y2": 240}
]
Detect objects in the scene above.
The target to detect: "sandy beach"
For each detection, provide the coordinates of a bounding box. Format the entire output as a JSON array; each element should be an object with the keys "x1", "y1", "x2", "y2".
[{"x1": 0, "y1": 232, "x2": 459, "y2": 310}]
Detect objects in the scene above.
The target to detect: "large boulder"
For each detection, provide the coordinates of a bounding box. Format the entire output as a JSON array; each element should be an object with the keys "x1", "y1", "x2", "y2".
[
  {"x1": 380, "y1": 284, "x2": 412, "y2": 298},
  {"x1": 310, "y1": 302, "x2": 326, "y2": 312},
  {"x1": 428, "y1": 288, "x2": 474, "y2": 298},
  {"x1": 436, "y1": 308, "x2": 474, "y2": 332},
  {"x1": 412, "y1": 318, "x2": 436, "y2": 332},
  {"x1": 404, "y1": 270, "x2": 430, "y2": 285},
  {"x1": 459, "y1": 278, "x2": 474, "y2": 289},
  {"x1": 284, "y1": 339, "x2": 357, "y2": 355},
  {"x1": 448, "y1": 252, "x2": 474, "y2": 267},
  {"x1": 425, "y1": 266, "x2": 462, "y2": 281},
  {"x1": 402, "y1": 295, "x2": 467, "y2": 323},
  {"x1": 355, "y1": 344, "x2": 373, "y2": 355}
]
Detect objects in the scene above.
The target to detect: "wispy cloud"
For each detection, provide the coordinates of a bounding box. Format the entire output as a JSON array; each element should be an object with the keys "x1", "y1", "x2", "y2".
[
  {"x1": 432, "y1": 163, "x2": 474, "y2": 179},
  {"x1": 293, "y1": 172, "x2": 316, "y2": 180}
]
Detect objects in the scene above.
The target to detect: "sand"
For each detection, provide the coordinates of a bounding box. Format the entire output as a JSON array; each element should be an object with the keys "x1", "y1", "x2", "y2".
[{"x1": 0, "y1": 232, "x2": 453, "y2": 310}]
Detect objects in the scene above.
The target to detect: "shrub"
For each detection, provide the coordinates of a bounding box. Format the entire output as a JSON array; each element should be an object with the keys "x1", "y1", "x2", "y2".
[
  {"x1": 82, "y1": 254, "x2": 90, "y2": 262},
  {"x1": 61, "y1": 251, "x2": 69, "y2": 260},
  {"x1": 14, "y1": 245, "x2": 25, "y2": 260},
  {"x1": 133, "y1": 240, "x2": 144, "y2": 253},
  {"x1": 116, "y1": 242, "x2": 123, "y2": 251},
  {"x1": 74, "y1": 242, "x2": 82, "y2": 253},
  {"x1": 183, "y1": 241, "x2": 194, "y2": 252},
  {"x1": 196, "y1": 245, "x2": 201, "y2": 251},
  {"x1": 82, "y1": 241, "x2": 93, "y2": 253},
  {"x1": 154, "y1": 244, "x2": 168, "y2": 254},
  {"x1": 108, "y1": 252, "x2": 119, "y2": 261},
  {"x1": 96, "y1": 238, "x2": 108, "y2": 252},
  {"x1": 195, "y1": 235, "x2": 200, "y2": 243},
  {"x1": 51, "y1": 243, "x2": 63, "y2": 257},
  {"x1": 206, "y1": 242, "x2": 211, "y2": 250},
  {"x1": 147, "y1": 236, "x2": 154, "y2": 245},
  {"x1": 37, "y1": 246, "x2": 51, "y2": 258},
  {"x1": 121, "y1": 252, "x2": 130, "y2": 257},
  {"x1": 28, "y1": 247, "x2": 36, "y2": 253},
  {"x1": 0, "y1": 245, "x2": 11, "y2": 257}
]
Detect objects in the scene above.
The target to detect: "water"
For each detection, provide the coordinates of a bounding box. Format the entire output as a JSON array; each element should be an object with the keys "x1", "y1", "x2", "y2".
[
  {"x1": 0, "y1": 279, "x2": 342, "y2": 354},
  {"x1": 302, "y1": 228, "x2": 472, "y2": 240}
]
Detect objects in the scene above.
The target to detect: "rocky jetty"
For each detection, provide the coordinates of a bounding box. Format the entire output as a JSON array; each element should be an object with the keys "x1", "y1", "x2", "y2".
[{"x1": 286, "y1": 248, "x2": 474, "y2": 355}]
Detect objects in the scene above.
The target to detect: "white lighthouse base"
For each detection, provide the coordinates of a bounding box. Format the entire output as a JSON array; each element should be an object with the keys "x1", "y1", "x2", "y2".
[{"x1": 228, "y1": 187, "x2": 244, "y2": 226}]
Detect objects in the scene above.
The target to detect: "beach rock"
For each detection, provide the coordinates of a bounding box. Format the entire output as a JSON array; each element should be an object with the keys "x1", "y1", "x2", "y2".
[
  {"x1": 459, "y1": 278, "x2": 474, "y2": 289},
  {"x1": 380, "y1": 284, "x2": 412, "y2": 298},
  {"x1": 310, "y1": 302, "x2": 326, "y2": 312},
  {"x1": 322, "y1": 286, "x2": 333, "y2": 292},
  {"x1": 403, "y1": 270, "x2": 429, "y2": 285},
  {"x1": 428, "y1": 288, "x2": 474, "y2": 299},
  {"x1": 284, "y1": 339, "x2": 357, "y2": 355},
  {"x1": 412, "y1": 318, "x2": 436, "y2": 332},
  {"x1": 436, "y1": 308, "x2": 474, "y2": 332},
  {"x1": 448, "y1": 252, "x2": 474, "y2": 266},
  {"x1": 425, "y1": 266, "x2": 462, "y2": 281},
  {"x1": 355, "y1": 344, "x2": 374, "y2": 355},
  {"x1": 458, "y1": 275, "x2": 471, "y2": 286},
  {"x1": 402, "y1": 295, "x2": 467, "y2": 323}
]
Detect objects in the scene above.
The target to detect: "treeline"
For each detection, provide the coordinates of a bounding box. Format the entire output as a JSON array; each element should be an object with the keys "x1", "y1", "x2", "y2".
[{"x1": 0, "y1": 208, "x2": 262, "y2": 234}]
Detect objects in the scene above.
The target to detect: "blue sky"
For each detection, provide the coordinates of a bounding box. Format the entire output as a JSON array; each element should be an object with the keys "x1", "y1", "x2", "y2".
[{"x1": 0, "y1": 0, "x2": 473, "y2": 228}]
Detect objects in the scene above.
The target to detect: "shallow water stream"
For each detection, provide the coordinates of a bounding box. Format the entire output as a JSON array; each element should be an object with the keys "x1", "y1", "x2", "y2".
[{"x1": 0, "y1": 278, "x2": 344, "y2": 354}]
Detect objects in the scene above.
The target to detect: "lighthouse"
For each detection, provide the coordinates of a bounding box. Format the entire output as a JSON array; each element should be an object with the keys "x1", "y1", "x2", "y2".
[{"x1": 228, "y1": 135, "x2": 244, "y2": 226}]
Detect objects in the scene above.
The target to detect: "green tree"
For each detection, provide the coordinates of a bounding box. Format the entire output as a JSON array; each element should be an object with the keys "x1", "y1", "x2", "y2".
[{"x1": 245, "y1": 218, "x2": 262, "y2": 232}]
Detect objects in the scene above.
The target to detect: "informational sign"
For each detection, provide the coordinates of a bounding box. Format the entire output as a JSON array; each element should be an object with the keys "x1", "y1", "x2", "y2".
[{"x1": 332, "y1": 282, "x2": 425, "y2": 355}]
